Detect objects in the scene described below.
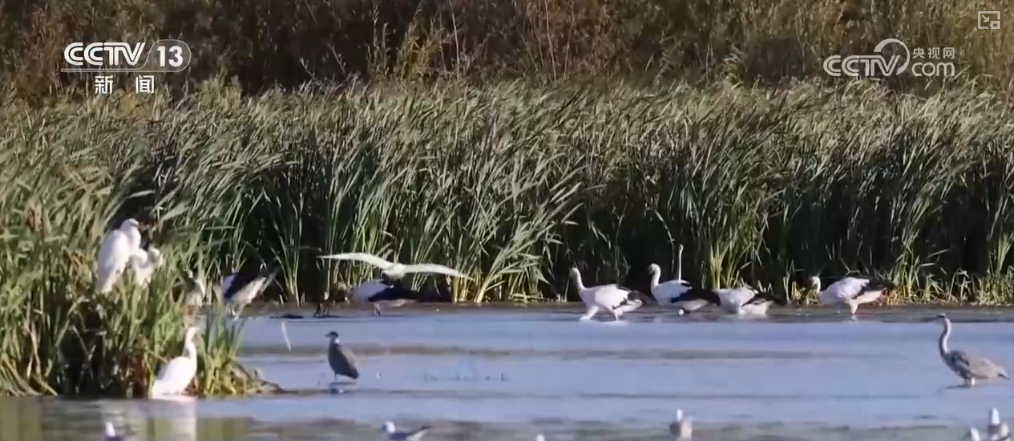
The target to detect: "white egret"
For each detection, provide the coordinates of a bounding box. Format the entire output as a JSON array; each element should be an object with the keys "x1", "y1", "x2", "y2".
[
  {"x1": 382, "y1": 421, "x2": 431, "y2": 441},
  {"x1": 149, "y1": 326, "x2": 200, "y2": 398},
  {"x1": 95, "y1": 218, "x2": 146, "y2": 293},
  {"x1": 130, "y1": 246, "x2": 164, "y2": 288},
  {"x1": 569, "y1": 267, "x2": 642, "y2": 321},
  {"x1": 806, "y1": 275, "x2": 896, "y2": 318},
  {"x1": 319, "y1": 252, "x2": 470, "y2": 280}
]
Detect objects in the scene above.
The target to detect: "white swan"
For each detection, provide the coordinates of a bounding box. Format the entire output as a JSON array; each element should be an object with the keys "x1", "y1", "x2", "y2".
[
  {"x1": 319, "y1": 252, "x2": 471, "y2": 280},
  {"x1": 129, "y1": 246, "x2": 163, "y2": 288},
  {"x1": 95, "y1": 218, "x2": 146, "y2": 293},
  {"x1": 149, "y1": 326, "x2": 200, "y2": 398},
  {"x1": 104, "y1": 422, "x2": 125, "y2": 441},
  {"x1": 569, "y1": 267, "x2": 642, "y2": 321},
  {"x1": 807, "y1": 276, "x2": 896, "y2": 317}
]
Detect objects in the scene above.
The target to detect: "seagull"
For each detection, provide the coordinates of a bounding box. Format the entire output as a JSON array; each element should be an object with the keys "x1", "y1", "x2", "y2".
[
  {"x1": 222, "y1": 263, "x2": 280, "y2": 318},
  {"x1": 669, "y1": 409, "x2": 692, "y2": 440},
  {"x1": 805, "y1": 275, "x2": 896, "y2": 318},
  {"x1": 319, "y1": 252, "x2": 471, "y2": 280},
  {"x1": 95, "y1": 218, "x2": 146, "y2": 293},
  {"x1": 129, "y1": 245, "x2": 163, "y2": 288},
  {"x1": 382, "y1": 421, "x2": 431, "y2": 441},
  {"x1": 672, "y1": 286, "x2": 785, "y2": 316},
  {"x1": 569, "y1": 267, "x2": 643, "y2": 321},
  {"x1": 149, "y1": 326, "x2": 200, "y2": 398},
  {"x1": 935, "y1": 313, "x2": 1010, "y2": 387},
  {"x1": 103, "y1": 422, "x2": 125, "y2": 441},
  {"x1": 325, "y1": 331, "x2": 359, "y2": 382},
  {"x1": 182, "y1": 270, "x2": 207, "y2": 307}
]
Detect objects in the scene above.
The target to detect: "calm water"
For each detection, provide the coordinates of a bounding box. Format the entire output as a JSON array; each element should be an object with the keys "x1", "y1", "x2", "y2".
[{"x1": 3, "y1": 305, "x2": 1014, "y2": 441}]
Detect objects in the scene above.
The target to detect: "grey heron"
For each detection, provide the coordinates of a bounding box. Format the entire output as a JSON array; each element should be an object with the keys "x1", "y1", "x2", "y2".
[
  {"x1": 569, "y1": 267, "x2": 644, "y2": 321},
  {"x1": 805, "y1": 275, "x2": 896, "y2": 318},
  {"x1": 325, "y1": 331, "x2": 359, "y2": 382},
  {"x1": 668, "y1": 409, "x2": 692, "y2": 440},
  {"x1": 935, "y1": 313, "x2": 1010, "y2": 387},
  {"x1": 382, "y1": 421, "x2": 431, "y2": 441}
]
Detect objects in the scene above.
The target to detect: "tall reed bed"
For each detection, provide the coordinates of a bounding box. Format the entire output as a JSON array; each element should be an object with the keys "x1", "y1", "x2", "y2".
[
  {"x1": 0, "y1": 109, "x2": 270, "y2": 396},
  {"x1": 4, "y1": 80, "x2": 1014, "y2": 316}
]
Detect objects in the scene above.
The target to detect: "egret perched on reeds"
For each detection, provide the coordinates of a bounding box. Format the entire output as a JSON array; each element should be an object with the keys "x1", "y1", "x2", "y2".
[
  {"x1": 222, "y1": 263, "x2": 279, "y2": 318},
  {"x1": 149, "y1": 326, "x2": 200, "y2": 398},
  {"x1": 325, "y1": 331, "x2": 359, "y2": 382},
  {"x1": 935, "y1": 313, "x2": 1010, "y2": 387},
  {"x1": 669, "y1": 409, "x2": 692, "y2": 440},
  {"x1": 129, "y1": 246, "x2": 163, "y2": 288},
  {"x1": 382, "y1": 421, "x2": 431, "y2": 441},
  {"x1": 182, "y1": 270, "x2": 207, "y2": 307},
  {"x1": 104, "y1": 422, "x2": 124, "y2": 441},
  {"x1": 805, "y1": 275, "x2": 896, "y2": 318},
  {"x1": 95, "y1": 218, "x2": 145, "y2": 293},
  {"x1": 569, "y1": 267, "x2": 642, "y2": 321},
  {"x1": 318, "y1": 252, "x2": 471, "y2": 280}
]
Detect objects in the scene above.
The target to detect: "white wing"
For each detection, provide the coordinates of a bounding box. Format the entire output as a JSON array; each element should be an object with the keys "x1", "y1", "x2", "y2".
[
  {"x1": 319, "y1": 252, "x2": 395, "y2": 271},
  {"x1": 651, "y1": 279, "x2": 691, "y2": 304},
  {"x1": 715, "y1": 288, "x2": 756, "y2": 312},
  {"x1": 351, "y1": 279, "x2": 388, "y2": 302},
  {"x1": 589, "y1": 285, "x2": 631, "y2": 309},
  {"x1": 96, "y1": 231, "x2": 135, "y2": 293},
  {"x1": 399, "y1": 263, "x2": 471, "y2": 280},
  {"x1": 150, "y1": 356, "x2": 197, "y2": 396},
  {"x1": 824, "y1": 277, "x2": 868, "y2": 303},
  {"x1": 130, "y1": 248, "x2": 161, "y2": 287}
]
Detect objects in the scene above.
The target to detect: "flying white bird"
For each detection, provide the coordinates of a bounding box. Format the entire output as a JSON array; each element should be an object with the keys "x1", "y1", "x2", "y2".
[
  {"x1": 103, "y1": 422, "x2": 125, "y2": 441},
  {"x1": 319, "y1": 252, "x2": 470, "y2": 280},
  {"x1": 382, "y1": 421, "x2": 431, "y2": 441},
  {"x1": 149, "y1": 326, "x2": 200, "y2": 398},
  {"x1": 95, "y1": 218, "x2": 146, "y2": 293},
  {"x1": 129, "y1": 246, "x2": 164, "y2": 288},
  {"x1": 806, "y1": 276, "x2": 896, "y2": 317},
  {"x1": 569, "y1": 267, "x2": 643, "y2": 321}
]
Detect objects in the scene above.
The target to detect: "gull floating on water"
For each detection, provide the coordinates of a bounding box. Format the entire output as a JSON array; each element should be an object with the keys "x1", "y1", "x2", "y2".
[
  {"x1": 669, "y1": 409, "x2": 692, "y2": 440},
  {"x1": 222, "y1": 263, "x2": 279, "y2": 318},
  {"x1": 149, "y1": 326, "x2": 200, "y2": 398},
  {"x1": 95, "y1": 218, "x2": 146, "y2": 293},
  {"x1": 805, "y1": 275, "x2": 896, "y2": 318},
  {"x1": 569, "y1": 267, "x2": 642, "y2": 321},
  {"x1": 326, "y1": 331, "x2": 359, "y2": 383},
  {"x1": 104, "y1": 422, "x2": 125, "y2": 441},
  {"x1": 129, "y1": 245, "x2": 163, "y2": 288},
  {"x1": 935, "y1": 313, "x2": 1010, "y2": 387},
  {"x1": 382, "y1": 421, "x2": 431, "y2": 441},
  {"x1": 319, "y1": 252, "x2": 471, "y2": 280}
]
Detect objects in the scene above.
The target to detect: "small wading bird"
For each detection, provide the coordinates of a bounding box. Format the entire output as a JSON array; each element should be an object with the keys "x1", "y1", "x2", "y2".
[
  {"x1": 669, "y1": 409, "x2": 693, "y2": 440},
  {"x1": 318, "y1": 252, "x2": 471, "y2": 281},
  {"x1": 671, "y1": 285, "x2": 786, "y2": 317},
  {"x1": 804, "y1": 275, "x2": 896, "y2": 318},
  {"x1": 569, "y1": 267, "x2": 643, "y2": 321},
  {"x1": 382, "y1": 421, "x2": 431, "y2": 441},
  {"x1": 314, "y1": 275, "x2": 426, "y2": 318},
  {"x1": 149, "y1": 326, "x2": 200, "y2": 398},
  {"x1": 222, "y1": 262, "x2": 280, "y2": 318},
  {"x1": 129, "y1": 245, "x2": 164, "y2": 288},
  {"x1": 95, "y1": 218, "x2": 146, "y2": 293},
  {"x1": 103, "y1": 422, "x2": 124, "y2": 441},
  {"x1": 935, "y1": 313, "x2": 1010, "y2": 387},
  {"x1": 325, "y1": 331, "x2": 359, "y2": 383}
]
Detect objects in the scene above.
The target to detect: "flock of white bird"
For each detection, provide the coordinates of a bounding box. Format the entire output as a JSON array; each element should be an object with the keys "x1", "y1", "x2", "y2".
[{"x1": 93, "y1": 220, "x2": 1010, "y2": 441}]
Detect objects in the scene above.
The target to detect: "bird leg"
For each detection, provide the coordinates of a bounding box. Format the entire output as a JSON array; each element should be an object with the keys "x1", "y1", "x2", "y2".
[
  {"x1": 373, "y1": 304, "x2": 383, "y2": 316},
  {"x1": 579, "y1": 307, "x2": 599, "y2": 321},
  {"x1": 966, "y1": 377, "x2": 976, "y2": 388}
]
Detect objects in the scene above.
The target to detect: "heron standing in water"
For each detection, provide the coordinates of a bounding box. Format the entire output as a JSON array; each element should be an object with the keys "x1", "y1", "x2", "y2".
[{"x1": 935, "y1": 313, "x2": 1010, "y2": 387}]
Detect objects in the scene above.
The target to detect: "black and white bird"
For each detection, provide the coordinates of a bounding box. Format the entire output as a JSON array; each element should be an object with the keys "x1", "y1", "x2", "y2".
[
  {"x1": 806, "y1": 275, "x2": 896, "y2": 318},
  {"x1": 382, "y1": 421, "x2": 431, "y2": 441},
  {"x1": 349, "y1": 276, "x2": 422, "y2": 316},
  {"x1": 647, "y1": 261, "x2": 701, "y2": 313},
  {"x1": 569, "y1": 267, "x2": 643, "y2": 321},
  {"x1": 222, "y1": 262, "x2": 280, "y2": 318},
  {"x1": 670, "y1": 286, "x2": 785, "y2": 316},
  {"x1": 325, "y1": 331, "x2": 359, "y2": 382}
]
